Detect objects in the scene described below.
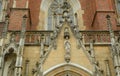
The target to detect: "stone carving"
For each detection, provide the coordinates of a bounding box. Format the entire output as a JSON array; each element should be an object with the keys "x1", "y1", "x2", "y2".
[
  {"x1": 14, "y1": 15, "x2": 27, "y2": 76},
  {"x1": 64, "y1": 27, "x2": 70, "y2": 39},
  {"x1": 3, "y1": 33, "x2": 18, "y2": 56},
  {"x1": 106, "y1": 15, "x2": 120, "y2": 76},
  {"x1": 10, "y1": 33, "x2": 16, "y2": 42},
  {"x1": 40, "y1": 42, "x2": 44, "y2": 58},
  {"x1": 89, "y1": 39, "x2": 103, "y2": 76},
  {"x1": 61, "y1": 0, "x2": 71, "y2": 10},
  {"x1": 32, "y1": 61, "x2": 43, "y2": 76},
  {"x1": 64, "y1": 40, "x2": 71, "y2": 63},
  {"x1": 32, "y1": 33, "x2": 55, "y2": 76},
  {"x1": 64, "y1": 27, "x2": 71, "y2": 63}
]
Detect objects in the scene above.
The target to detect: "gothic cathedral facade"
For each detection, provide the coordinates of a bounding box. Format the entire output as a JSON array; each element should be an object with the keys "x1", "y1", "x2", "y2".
[{"x1": 0, "y1": 0, "x2": 120, "y2": 76}]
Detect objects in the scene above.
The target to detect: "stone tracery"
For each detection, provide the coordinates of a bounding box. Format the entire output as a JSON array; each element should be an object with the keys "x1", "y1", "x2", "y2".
[{"x1": 0, "y1": 0, "x2": 119, "y2": 76}]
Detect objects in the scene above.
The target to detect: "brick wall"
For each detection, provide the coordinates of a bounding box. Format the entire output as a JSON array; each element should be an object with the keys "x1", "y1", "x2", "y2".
[
  {"x1": 9, "y1": 9, "x2": 29, "y2": 30},
  {"x1": 79, "y1": 0, "x2": 118, "y2": 30},
  {"x1": 7, "y1": 0, "x2": 118, "y2": 30},
  {"x1": 84, "y1": 0, "x2": 118, "y2": 30},
  {"x1": 29, "y1": 0, "x2": 41, "y2": 30},
  {"x1": 80, "y1": 0, "x2": 96, "y2": 30},
  {"x1": 8, "y1": 0, "x2": 31, "y2": 30},
  {"x1": 16, "y1": 0, "x2": 27, "y2": 8},
  {"x1": 27, "y1": 0, "x2": 97, "y2": 30}
]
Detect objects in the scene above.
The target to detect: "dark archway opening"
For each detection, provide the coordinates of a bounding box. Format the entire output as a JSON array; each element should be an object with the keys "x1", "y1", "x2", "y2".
[{"x1": 3, "y1": 48, "x2": 16, "y2": 76}]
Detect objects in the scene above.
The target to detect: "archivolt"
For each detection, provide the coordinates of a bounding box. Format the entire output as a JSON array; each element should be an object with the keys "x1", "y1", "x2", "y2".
[{"x1": 43, "y1": 63, "x2": 92, "y2": 76}]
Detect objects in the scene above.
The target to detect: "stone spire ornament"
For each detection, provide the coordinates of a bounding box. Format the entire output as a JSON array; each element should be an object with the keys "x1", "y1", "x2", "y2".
[
  {"x1": 14, "y1": 15, "x2": 27, "y2": 76},
  {"x1": 89, "y1": 39, "x2": 103, "y2": 76},
  {"x1": 106, "y1": 15, "x2": 120, "y2": 76},
  {"x1": 0, "y1": 14, "x2": 9, "y2": 76}
]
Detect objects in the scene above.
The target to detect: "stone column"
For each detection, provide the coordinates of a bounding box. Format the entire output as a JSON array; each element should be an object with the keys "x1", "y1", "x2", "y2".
[
  {"x1": 0, "y1": 15, "x2": 9, "y2": 76},
  {"x1": 106, "y1": 15, "x2": 120, "y2": 76},
  {"x1": 14, "y1": 15, "x2": 27, "y2": 76},
  {"x1": 24, "y1": 59, "x2": 30, "y2": 76},
  {"x1": 105, "y1": 59, "x2": 111, "y2": 76}
]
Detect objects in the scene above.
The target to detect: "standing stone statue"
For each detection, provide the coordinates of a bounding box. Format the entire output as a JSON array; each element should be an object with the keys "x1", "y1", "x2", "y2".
[{"x1": 64, "y1": 40, "x2": 71, "y2": 63}]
